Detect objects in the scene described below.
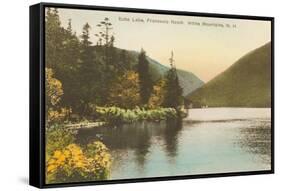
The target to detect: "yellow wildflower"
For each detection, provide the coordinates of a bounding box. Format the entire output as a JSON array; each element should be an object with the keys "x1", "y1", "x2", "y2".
[{"x1": 53, "y1": 150, "x2": 62, "y2": 159}]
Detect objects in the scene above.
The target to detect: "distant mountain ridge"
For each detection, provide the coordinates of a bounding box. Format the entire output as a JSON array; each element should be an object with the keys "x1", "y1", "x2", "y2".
[{"x1": 187, "y1": 42, "x2": 271, "y2": 108}]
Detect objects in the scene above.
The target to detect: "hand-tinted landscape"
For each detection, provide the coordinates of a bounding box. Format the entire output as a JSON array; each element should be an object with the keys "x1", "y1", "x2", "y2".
[{"x1": 44, "y1": 7, "x2": 272, "y2": 184}]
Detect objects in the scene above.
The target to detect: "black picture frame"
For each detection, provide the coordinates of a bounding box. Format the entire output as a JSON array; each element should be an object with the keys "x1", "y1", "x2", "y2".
[{"x1": 30, "y1": 2, "x2": 275, "y2": 188}]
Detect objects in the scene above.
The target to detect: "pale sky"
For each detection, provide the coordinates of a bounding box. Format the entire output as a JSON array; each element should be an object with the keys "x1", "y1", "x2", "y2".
[{"x1": 54, "y1": 8, "x2": 271, "y2": 82}]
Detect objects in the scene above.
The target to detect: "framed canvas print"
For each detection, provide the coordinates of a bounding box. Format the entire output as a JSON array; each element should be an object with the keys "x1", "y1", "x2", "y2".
[{"x1": 30, "y1": 2, "x2": 274, "y2": 188}]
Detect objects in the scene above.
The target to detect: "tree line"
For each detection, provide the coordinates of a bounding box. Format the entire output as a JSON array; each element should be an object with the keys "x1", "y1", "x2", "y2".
[{"x1": 45, "y1": 8, "x2": 183, "y2": 123}]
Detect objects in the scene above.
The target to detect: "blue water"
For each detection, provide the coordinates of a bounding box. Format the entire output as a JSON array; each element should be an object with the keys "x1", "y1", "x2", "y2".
[{"x1": 76, "y1": 108, "x2": 271, "y2": 179}]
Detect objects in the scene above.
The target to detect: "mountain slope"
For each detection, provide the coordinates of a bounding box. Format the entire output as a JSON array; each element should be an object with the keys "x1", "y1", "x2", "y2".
[
  {"x1": 187, "y1": 42, "x2": 271, "y2": 108},
  {"x1": 176, "y1": 69, "x2": 205, "y2": 96}
]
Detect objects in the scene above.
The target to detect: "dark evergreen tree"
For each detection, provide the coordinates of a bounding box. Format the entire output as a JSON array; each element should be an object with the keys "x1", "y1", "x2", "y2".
[
  {"x1": 95, "y1": 18, "x2": 120, "y2": 105},
  {"x1": 108, "y1": 35, "x2": 117, "y2": 71},
  {"x1": 163, "y1": 51, "x2": 183, "y2": 108},
  {"x1": 45, "y1": 8, "x2": 64, "y2": 70},
  {"x1": 96, "y1": 17, "x2": 113, "y2": 68},
  {"x1": 59, "y1": 19, "x2": 81, "y2": 112},
  {"x1": 78, "y1": 23, "x2": 101, "y2": 113},
  {"x1": 81, "y1": 23, "x2": 91, "y2": 47},
  {"x1": 137, "y1": 49, "x2": 153, "y2": 105},
  {"x1": 96, "y1": 17, "x2": 113, "y2": 47}
]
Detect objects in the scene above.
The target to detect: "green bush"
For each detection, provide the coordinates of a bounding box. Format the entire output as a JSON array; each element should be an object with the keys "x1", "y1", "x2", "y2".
[{"x1": 96, "y1": 106, "x2": 178, "y2": 124}]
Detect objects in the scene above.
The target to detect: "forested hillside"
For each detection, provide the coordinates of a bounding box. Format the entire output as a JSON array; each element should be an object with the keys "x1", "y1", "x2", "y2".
[{"x1": 187, "y1": 42, "x2": 271, "y2": 108}]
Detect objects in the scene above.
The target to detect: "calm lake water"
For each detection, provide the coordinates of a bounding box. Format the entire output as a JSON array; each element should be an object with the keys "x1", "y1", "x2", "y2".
[{"x1": 76, "y1": 108, "x2": 271, "y2": 180}]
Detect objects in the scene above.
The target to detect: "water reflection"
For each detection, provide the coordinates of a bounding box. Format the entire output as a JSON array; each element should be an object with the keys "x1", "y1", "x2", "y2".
[
  {"x1": 163, "y1": 119, "x2": 182, "y2": 158},
  {"x1": 76, "y1": 119, "x2": 183, "y2": 166},
  {"x1": 134, "y1": 124, "x2": 150, "y2": 168}
]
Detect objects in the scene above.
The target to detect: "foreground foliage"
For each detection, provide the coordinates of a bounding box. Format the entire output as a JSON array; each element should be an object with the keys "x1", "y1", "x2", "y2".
[{"x1": 46, "y1": 126, "x2": 112, "y2": 183}]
